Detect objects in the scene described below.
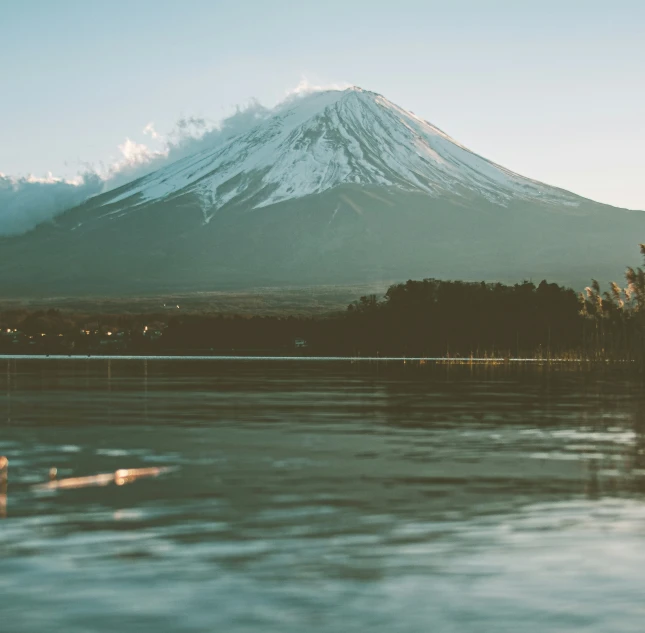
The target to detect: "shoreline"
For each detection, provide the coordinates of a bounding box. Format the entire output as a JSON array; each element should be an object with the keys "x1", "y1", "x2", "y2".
[{"x1": 0, "y1": 354, "x2": 614, "y2": 363}]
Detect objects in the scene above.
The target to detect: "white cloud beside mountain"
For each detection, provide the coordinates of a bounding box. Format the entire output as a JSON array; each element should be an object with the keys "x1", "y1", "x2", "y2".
[
  {"x1": 0, "y1": 81, "x2": 343, "y2": 236},
  {"x1": 0, "y1": 172, "x2": 105, "y2": 236}
]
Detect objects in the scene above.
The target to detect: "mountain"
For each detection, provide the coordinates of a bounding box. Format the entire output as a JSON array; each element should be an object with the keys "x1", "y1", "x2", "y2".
[
  {"x1": 103, "y1": 88, "x2": 579, "y2": 212},
  {"x1": 0, "y1": 87, "x2": 643, "y2": 297}
]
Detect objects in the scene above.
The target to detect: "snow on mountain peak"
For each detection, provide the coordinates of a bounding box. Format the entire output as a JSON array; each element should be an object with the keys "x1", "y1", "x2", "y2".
[{"x1": 104, "y1": 87, "x2": 579, "y2": 216}]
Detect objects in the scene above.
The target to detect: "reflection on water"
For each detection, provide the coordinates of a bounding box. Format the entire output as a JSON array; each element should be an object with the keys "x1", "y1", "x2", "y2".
[
  {"x1": 0, "y1": 455, "x2": 6, "y2": 519},
  {"x1": 1, "y1": 360, "x2": 645, "y2": 632}
]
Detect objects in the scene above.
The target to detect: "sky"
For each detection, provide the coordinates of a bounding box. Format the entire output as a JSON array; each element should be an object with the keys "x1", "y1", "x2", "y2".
[{"x1": 1, "y1": 0, "x2": 644, "y2": 223}]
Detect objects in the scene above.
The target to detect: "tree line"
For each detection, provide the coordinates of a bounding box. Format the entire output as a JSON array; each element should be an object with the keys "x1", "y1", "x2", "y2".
[{"x1": 3, "y1": 246, "x2": 645, "y2": 361}]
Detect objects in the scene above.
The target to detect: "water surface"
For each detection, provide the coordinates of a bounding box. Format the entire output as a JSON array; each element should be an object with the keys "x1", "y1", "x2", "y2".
[{"x1": 1, "y1": 360, "x2": 645, "y2": 632}]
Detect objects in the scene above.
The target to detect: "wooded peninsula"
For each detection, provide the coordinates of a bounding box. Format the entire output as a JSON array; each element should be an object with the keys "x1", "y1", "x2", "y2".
[{"x1": 3, "y1": 246, "x2": 645, "y2": 363}]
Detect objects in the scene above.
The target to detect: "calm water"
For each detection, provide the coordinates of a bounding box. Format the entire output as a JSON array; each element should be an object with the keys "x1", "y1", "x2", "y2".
[{"x1": 1, "y1": 359, "x2": 645, "y2": 632}]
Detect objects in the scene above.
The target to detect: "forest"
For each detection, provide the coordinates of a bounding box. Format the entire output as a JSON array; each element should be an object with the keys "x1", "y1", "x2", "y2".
[{"x1": 3, "y1": 246, "x2": 645, "y2": 362}]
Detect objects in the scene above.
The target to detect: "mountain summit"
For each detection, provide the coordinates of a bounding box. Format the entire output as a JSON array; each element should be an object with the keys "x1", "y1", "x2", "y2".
[
  {"x1": 105, "y1": 87, "x2": 576, "y2": 218},
  {"x1": 0, "y1": 87, "x2": 642, "y2": 296}
]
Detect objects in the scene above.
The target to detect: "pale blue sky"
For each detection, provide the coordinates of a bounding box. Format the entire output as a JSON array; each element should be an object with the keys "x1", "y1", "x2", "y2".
[{"x1": 1, "y1": 0, "x2": 644, "y2": 209}]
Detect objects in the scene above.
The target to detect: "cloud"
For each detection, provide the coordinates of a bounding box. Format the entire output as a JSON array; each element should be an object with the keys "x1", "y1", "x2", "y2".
[
  {"x1": 102, "y1": 138, "x2": 168, "y2": 186},
  {"x1": 0, "y1": 80, "x2": 347, "y2": 236},
  {"x1": 286, "y1": 77, "x2": 352, "y2": 97},
  {"x1": 101, "y1": 100, "x2": 272, "y2": 191},
  {"x1": 117, "y1": 138, "x2": 164, "y2": 168},
  {"x1": 0, "y1": 172, "x2": 104, "y2": 236},
  {"x1": 0, "y1": 135, "x2": 170, "y2": 236},
  {"x1": 142, "y1": 122, "x2": 160, "y2": 140}
]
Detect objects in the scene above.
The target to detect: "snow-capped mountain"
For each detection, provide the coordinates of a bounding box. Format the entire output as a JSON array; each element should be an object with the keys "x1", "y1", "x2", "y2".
[
  {"x1": 0, "y1": 86, "x2": 642, "y2": 297},
  {"x1": 103, "y1": 87, "x2": 578, "y2": 222}
]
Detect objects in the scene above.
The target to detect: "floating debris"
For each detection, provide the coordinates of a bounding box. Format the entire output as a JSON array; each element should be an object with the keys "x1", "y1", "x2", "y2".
[
  {"x1": 0, "y1": 456, "x2": 7, "y2": 519},
  {"x1": 32, "y1": 466, "x2": 172, "y2": 492}
]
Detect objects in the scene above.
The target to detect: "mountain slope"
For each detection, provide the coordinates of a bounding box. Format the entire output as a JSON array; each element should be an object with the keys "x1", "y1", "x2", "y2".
[
  {"x1": 102, "y1": 87, "x2": 578, "y2": 217},
  {"x1": 0, "y1": 87, "x2": 643, "y2": 297}
]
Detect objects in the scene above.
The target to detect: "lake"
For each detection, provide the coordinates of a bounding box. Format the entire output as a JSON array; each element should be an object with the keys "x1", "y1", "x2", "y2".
[{"x1": 1, "y1": 359, "x2": 645, "y2": 632}]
